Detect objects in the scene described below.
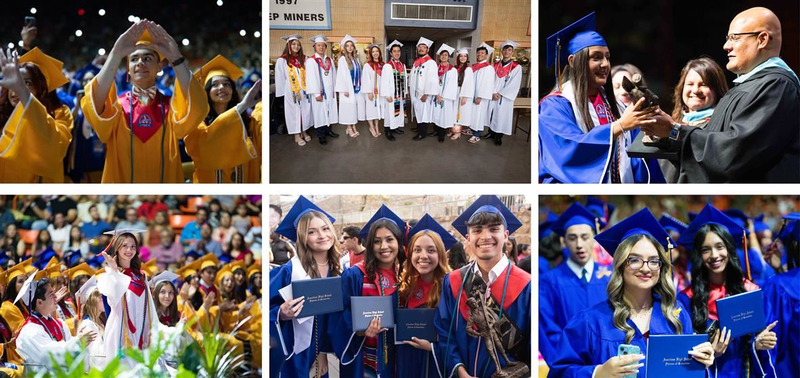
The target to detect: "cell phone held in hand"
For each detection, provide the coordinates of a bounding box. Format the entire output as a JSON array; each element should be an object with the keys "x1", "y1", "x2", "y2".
[
  {"x1": 618, "y1": 344, "x2": 641, "y2": 378},
  {"x1": 25, "y1": 16, "x2": 36, "y2": 27}
]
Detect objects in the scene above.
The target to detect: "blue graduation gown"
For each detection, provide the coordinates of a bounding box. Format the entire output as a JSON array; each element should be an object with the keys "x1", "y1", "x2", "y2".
[
  {"x1": 539, "y1": 262, "x2": 611, "y2": 364},
  {"x1": 538, "y1": 95, "x2": 664, "y2": 183},
  {"x1": 547, "y1": 297, "x2": 694, "y2": 378},
  {"x1": 434, "y1": 264, "x2": 531, "y2": 378},
  {"x1": 328, "y1": 266, "x2": 398, "y2": 378},
  {"x1": 677, "y1": 291, "x2": 777, "y2": 378},
  {"x1": 396, "y1": 308, "x2": 443, "y2": 377},
  {"x1": 763, "y1": 268, "x2": 798, "y2": 378},
  {"x1": 268, "y1": 261, "x2": 334, "y2": 378},
  {"x1": 737, "y1": 247, "x2": 775, "y2": 288}
]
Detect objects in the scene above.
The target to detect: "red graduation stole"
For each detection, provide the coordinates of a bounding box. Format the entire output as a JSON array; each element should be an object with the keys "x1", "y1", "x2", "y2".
[
  {"x1": 449, "y1": 263, "x2": 530, "y2": 322},
  {"x1": 405, "y1": 279, "x2": 433, "y2": 309},
  {"x1": 413, "y1": 55, "x2": 432, "y2": 68},
  {"x1": 387, "y1": 60, "x2": 405, "y2": 73},
  {"x1": 494, "y1": 60, "x2": 518, "y2": 78},
  {"x1": 438, "y1": 63, "x2": 453, "y2": 79},
  {"x1": 199, "y1": 281, "x2": 220, "y2": 302},
  {"x1": 24, "y1": 313, "x2": 65, "y2": 342},
  {"x1": 591, "y1": 93, "x2": 614, "y2": 126},
  {"x1": 285, "y1": 55, "x2": 305, "y2": 69},
  {"x1": 120, "y1": 91, "x2": 170, "y2": 144},
  {"x1": 471, "y1": 61, "x2": 491, "y2": 72},
  {"x1": 314, "y1": 56, "x2": 332, "y2": 73},
  {"x1": 124, "y1": 268, "x2": 147, "y2": 297},
  {"x1": 369, "y1": 61, "x2": 383, "y2": 76}
]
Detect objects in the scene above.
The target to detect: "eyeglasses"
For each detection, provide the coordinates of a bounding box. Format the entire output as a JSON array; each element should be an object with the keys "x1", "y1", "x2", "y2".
[
  {"x1": 626, "y1": 257, "x2": 663, "y2": 271},
  {"x1": 725, "y1": 31, "x2": 763, "y2": 42}
]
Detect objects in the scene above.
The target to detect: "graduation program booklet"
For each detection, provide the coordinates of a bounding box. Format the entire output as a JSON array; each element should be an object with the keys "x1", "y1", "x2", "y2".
[
  {"x1": 394, "y1": 308, "x2": 438, "y2": 344},
  {"x1": 351, "y1": 296, "x2": 395, "y2": 332},
  {"x1": 645, "y1": 334, "x2": 707, "y2": 378},
  {"x1": 290, "y1": 276, "x2": 343, "y2": 318},
  {"x1": 715, "y1": 289, "x2": 766, "y2": 338}
]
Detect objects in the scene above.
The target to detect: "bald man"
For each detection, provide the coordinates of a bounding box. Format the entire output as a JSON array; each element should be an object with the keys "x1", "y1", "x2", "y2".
[{"x1": 645, "y1": 7, "x2": 799, "y2": 183}]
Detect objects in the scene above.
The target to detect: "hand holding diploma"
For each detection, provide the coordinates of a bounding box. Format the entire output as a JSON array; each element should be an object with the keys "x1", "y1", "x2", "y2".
[
  {"x1": 278, "y1": 296, "x2": 304, "y2": 321},
  {"x1": 687, "y1": 342, "x2": 715, "y2": 367},
  {"x1": 710, "y1": 326, "x2": 732, "y2": 357}
]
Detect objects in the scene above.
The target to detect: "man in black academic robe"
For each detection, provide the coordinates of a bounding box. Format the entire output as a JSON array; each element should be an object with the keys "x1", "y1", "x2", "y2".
[{"x1": 644, "y1": 7, "x2": 800, "y2": 183}]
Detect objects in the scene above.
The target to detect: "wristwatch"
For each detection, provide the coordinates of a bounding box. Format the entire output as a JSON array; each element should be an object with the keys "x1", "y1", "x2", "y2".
[{"x1": 668, "y1": 123, "x2": 681, "y2": 141}]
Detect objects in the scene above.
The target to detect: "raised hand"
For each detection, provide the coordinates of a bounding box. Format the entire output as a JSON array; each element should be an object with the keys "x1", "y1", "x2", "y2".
[
  {"x1": 54, "y1": 286, "x2": 69, "y2": 303},
  {"x1": 111, "y1": 21, "x2": 147, "y2": 58},
  {"x1": 202, "y1": 291, "x2": 216, "y2": 311},
  {"x1": 146, "y1": 22, "x2": 181, "y2": 62},
  {"x1": 99, "y1": 251, "x2": 118, "y2": 271},
  {"x1": 240, "y1": 79, "x2": 262, "y2": 110},
  {"x1": 0, "y1": 49, "x2": 28, "y2": 103},
  {"x1": 21, "y1": 25, "x2": 37, "y2": 49}
]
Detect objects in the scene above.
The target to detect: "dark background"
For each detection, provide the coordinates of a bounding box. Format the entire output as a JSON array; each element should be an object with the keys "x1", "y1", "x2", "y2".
[
  {"x1": 538, "y1": 0, "x2": 799, "y2": 115},
  {"x1": 1, "y1": 0, "x2": 262, "y2": 71}
]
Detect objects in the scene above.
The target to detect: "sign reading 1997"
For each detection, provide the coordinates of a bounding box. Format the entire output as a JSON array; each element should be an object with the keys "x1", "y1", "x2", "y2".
[{"x1": 269, "y1": 0, "x2": 332, "y2": 30}]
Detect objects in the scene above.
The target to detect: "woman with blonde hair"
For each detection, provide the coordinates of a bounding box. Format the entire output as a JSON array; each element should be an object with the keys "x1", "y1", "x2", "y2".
[
  {"x1": 336, "y1": 35, "x2": 366, "y2": 138},
  {"x1": 397, "y1": 214, "x2": 455, "y2": 377},
  {"x1": 549, "y1": 208, "x2": 715, "y2": 377},
  {"x1": 76, "y1": 276, "x2": 107, "y2": 371},
  {"x1": 270, "y1": 196, "x2": 342, "y2": 377}
]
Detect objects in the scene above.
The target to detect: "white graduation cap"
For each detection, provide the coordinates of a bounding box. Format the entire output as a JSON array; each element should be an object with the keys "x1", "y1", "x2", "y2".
[
  {"x1": 456, "y1": 47, "x2": 470, "y2": 56},
  {"x1": 437, "y1": 43, "x2": 455, "y2": 56},
  {"x1": 281, "y1": 34, "x2": 302, "y2": 43},
  {"x1": 500, "y1": 40, "x2": 520, "y2": 50},
  {"x1": 367, "y1": 43, "x2": 382, "y2": 49},
  {"x1": 76, "y1": 275, "x2": 98, "y2": 303},
  {"x1": 14, "y1": 270, "x2": 39, "y2": 307},
  {"x1": 151, "y1": 270, "x2": 179, "y2": 287},
  {"x1": 340, "y1": 34, "x2": 357, "y2": 48},
  {"x1": 104, "y1": 228, "x2": 147, "y2": 237},
  {"x1": 309, "y1": 35, "x2": 329, "y2": 44},
  {"x1": 477, "y1": 42, "x2": 495, "y2": 58},
  {"x1": 417, "y1": 37, "x2": 433, "y2": 47},
  {"x1": 387, "y1": 40, "x2": 403, "y2": 51}
]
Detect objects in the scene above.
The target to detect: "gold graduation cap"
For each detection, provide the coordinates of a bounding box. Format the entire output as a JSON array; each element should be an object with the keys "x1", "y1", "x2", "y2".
[
  {"x1": 21, "y1": 258, "x2": 36, "y2": 275},
  {"x1": 65, "y1": 263, "x2": 96, "y2": 281},
  {"x1": 227, "y1": 260, "x2": 246, "y2": 273},
  {"x1": 134, "y1": 29, "x2": 165, "y2": 61},
  {"x1": 19, "y1": 47, "x2": 70, "y2": 93},
  {"x1": 142, "y1": 258, "x2": 158, "y2": 277},
  {"x1": 175, "y1": 260, "x2": 201, "y2": 280},
  {"x1": 214, "y1": 264, "x2": 233, "y2": 287},
  {"x1": 34, "y1": 257, "x2": 62, "y2": 280},
  {"x1": 1, "y1": 264, "x2": 28, "y2": 287},
  {"x1": 193, "y1": 54, "x2": 244, "y2": 86},
  {"x1": 197, "y1": 254, "x2": 220, "y2": 271},
  {"x1": 246, "y1": 264, "x2": 261, "y2": 280}
]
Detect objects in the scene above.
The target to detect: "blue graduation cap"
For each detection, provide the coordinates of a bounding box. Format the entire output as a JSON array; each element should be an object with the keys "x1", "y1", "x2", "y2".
[
  {"x1": 586, "y1": 196, "x2": 615, "y2": 224},
  {"x1": 677, "y1": 204, "x2": 748, "y2": 248},
  {"x1": 723, "y1": 209, "x2": 750, "y2": 228},
  {"x1": 63, "y1": 250, "x2": 83, "y2": 268},
  {"x1": 0, "y1": 250, "x2": 10, "y2": 268},
  {"x1": 86, "y1": 254, "x2": 105, "y2": 269},
  {"x1": 451, "y1": 195, "x2": 522, "y2": 237},
  {"x1": 408, "y1": 214, "x2": 458, "y2": 251},
  {"x1": 539, "y1": 211, "x2": 559, "y2": 238},
  {"x1": 33, "y1": 250, "x2": 58, "y2": 270},
  {"x1": 687, "y1": 211, "x2": 698, "y2": 222},
  {"x1": 778, "y1": 213, "x2": 800, "y2": 246},
  {"x1": 550, "y1": 202, "x2": 605, "y2": 237},
  {"x1": 185, "y1": 250, "x2": 202, "y2": 260},
  {"x1": 752, "y1": 214, "x2": 770, "y2": 234},
  {"x1": 358, "y1": 204, "x2": 407, "y2": 240},
  {"x1": 595, "y1": 208, "x2": 671, "y2": 257},
  {"x1": 219, "y1": 254, "x2": 233, "y2": 264},
  {"x1": 546, "y1": 12, "x2": 607, "y2": 71},
  {"x1": 659, "y1": 214, "x2": 688, "y2": 235},
  {"x1": 275, "y1": 196, "x2": 336, "y2": 242}
]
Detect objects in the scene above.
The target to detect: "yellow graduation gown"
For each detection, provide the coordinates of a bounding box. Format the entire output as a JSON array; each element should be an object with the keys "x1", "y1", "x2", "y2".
[
  {"x1": 248, "y1": 298, "x2": 262, "y2": 368},
  {"x1": 208, "y1": 305, "x2": 245, "y2": 359},
  {"x1": 177, "y1": 299, "x2": 209, "y2": 343},
  {"x1": 0, "y1": 302, "x2": 26, "y2": 366},
  {"x1": 244, "y1": 101, "x2": 262, "y2": 183},
  {"x1": 80, "y1": 77, "x2": 208, "y2": 183},
  {"x1": 184, "y1": 104, "x2": 259, "y2": 183},
  {"x1": 0, "y1": 97, "x2": 73, "y2": 182}
]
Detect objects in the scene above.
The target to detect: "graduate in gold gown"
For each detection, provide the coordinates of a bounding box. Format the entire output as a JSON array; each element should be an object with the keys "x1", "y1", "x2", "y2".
[
  {"x1": 80, "y1": 20, "x2": 208, "y2": 183},
  {"x1": 0, "y1": 47, "x2": 73, "y2": 183},
  {"x1": 184, "y1": 55, "x2": 261, "y2": 183}
]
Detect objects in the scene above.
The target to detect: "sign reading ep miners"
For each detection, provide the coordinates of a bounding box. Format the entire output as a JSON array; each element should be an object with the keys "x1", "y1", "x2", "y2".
[{"x1": 269, "y1": 0, "x2": 332, "y2": 30}]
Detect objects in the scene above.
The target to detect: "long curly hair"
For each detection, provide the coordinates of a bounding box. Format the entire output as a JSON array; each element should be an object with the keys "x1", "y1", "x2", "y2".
[
  {"x1": 399, "y1": 231, "x2": 451, "y2": 308},
  {"x1": 295, "y1": 211, "x2": 341, "y2": 278},
  {"x1": 364, "y1": 219, "x2": 404, "y2": 283},
  {"x1": 607, "y1": 233, "x2": 682, "y2": 343},
  {"x1": 688, "y1": 223, "x2": 746, "y2": 333}
]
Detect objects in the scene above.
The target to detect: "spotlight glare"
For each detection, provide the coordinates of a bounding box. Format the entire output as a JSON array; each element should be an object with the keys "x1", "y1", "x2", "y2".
[
  {"x1": 239, "y1": 29, "x2": 246, "y2": 37},
  {"x1": 99, "y1": 9, "x2": 106, "y2": 16}
]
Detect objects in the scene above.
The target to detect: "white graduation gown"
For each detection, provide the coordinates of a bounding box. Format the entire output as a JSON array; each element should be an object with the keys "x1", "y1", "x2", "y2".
[
  {"x1": 455, "y1": 66, "x2": 475, "y2": 127},
  {"x1": 98, "y1": 268, "x2": 172, "y2": 373},
  {"x1": 433, "y1": 66, "x2": 458, "y2": 129},
  {"x1": 488, "y1": 63, "x2": 523, "y2": 135},
  {"x1": 361, "y1": 62, "x2": 384, "y2": 120},
  {"x1": 305, "y1": 54, "x2": 338, "y2": 128},
  {"x1": 379, "y1": 62, "x2": 408, "y2": 129},
  {"x1": 335, "y1": 56, "x2": 366, "y2": 125},
  {"x1": 409, "y1": 58, "x2": 439, "y2": 123},
  {"x1": 79, "y1": 318, "x2": 107, "y2": 372},
  {"x1": 274, "y1": 57, "x2": 313, "y2": 134},
  {"x1": 17, "y1": 316, "x2": 80, "y2": 369},
  {"x1": 469, "y1": 62, "x2": 496, "y2": 132}
]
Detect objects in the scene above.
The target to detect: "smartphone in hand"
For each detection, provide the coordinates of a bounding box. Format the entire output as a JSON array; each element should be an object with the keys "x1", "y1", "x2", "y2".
[
  {"x1": 24, "y1": 16, "x2": 36, "y2": 27},
  {"x1": 618, "y1": 344, "x2": 641, "y2": 378}
]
